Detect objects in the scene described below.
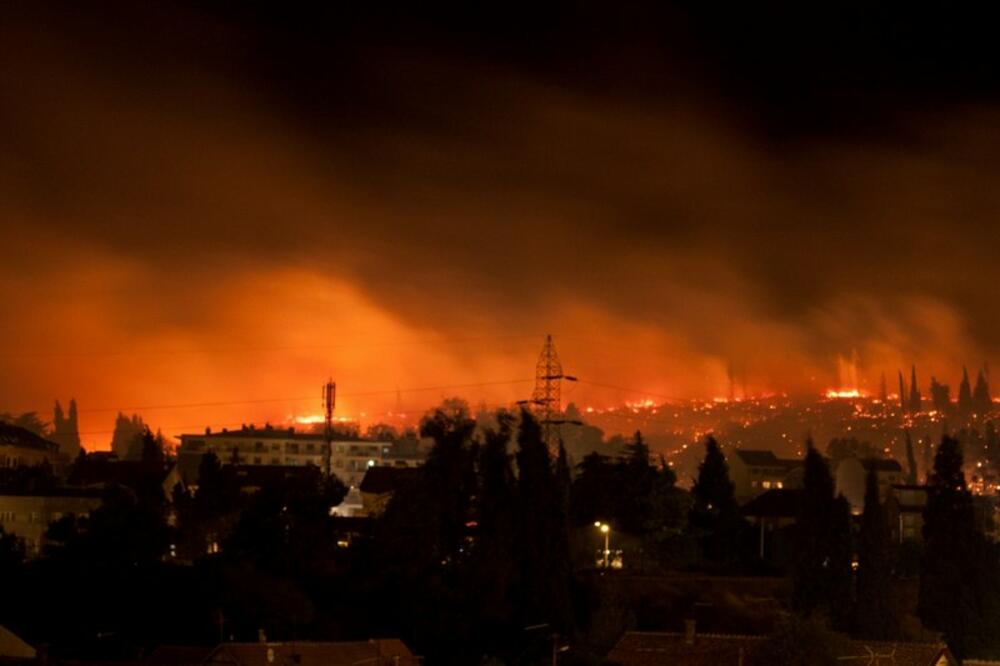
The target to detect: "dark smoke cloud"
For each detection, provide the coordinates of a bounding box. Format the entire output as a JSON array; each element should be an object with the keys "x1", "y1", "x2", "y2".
[{"x1": 3, "y1": 1, "x2": 1000, "y2": 444}]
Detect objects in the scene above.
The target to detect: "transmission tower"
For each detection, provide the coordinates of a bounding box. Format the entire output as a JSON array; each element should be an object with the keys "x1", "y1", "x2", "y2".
[{"x1": 529, "y1": 334, "x2": 576, "y2": 450}]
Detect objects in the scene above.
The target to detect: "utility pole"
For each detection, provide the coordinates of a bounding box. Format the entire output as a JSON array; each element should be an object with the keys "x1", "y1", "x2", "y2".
[{"x1": 323, "y1": 378, "x2": 336, "y2": 476}]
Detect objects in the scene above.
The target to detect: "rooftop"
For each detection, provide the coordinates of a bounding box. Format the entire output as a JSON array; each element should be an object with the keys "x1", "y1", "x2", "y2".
[
  {"x1": 205, "y1": 639, "x2": 416, "y2": 666},
  {"x1": 733, "y1": 449, "x2": 801, "y2": 468},
  {"x1": 0, "y1": 423, "x2": 60, "y2": 453},
  {"x1": 607, "y1": 631, "x2": 953, "y2": 666},
  {"x1": 862, "y1": 457, "x2": 904, "y2": 472},
  {"x1": 359, "y1": 466, "x2": 421, "y2": 495},
  {"x1": 741, "y1": 488, "x2": 803, "y2": 518},
  {"x1": 181, "y1": 424, "x2": 383, "y2": 443}
]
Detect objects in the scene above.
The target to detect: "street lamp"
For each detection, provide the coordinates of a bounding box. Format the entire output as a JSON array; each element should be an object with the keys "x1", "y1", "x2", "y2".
[{"x1": 594, "y1": 521, "x2": 611, "y2": 569}]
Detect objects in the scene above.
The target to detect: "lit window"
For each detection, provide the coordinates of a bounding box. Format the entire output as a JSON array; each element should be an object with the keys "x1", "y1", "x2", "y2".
[
  {"x1": 762, "y1": 481, "x2": 771, "y2": 489},
  {"x1": 776, "y1": 481, "x2": 783, "y2": 489}
]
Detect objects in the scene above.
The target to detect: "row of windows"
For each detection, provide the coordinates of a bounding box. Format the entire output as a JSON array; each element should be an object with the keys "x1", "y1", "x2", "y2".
[
  {"x1": 230, "y1": 456, "x2": 379, "y2": 469},
  {"x1": 0, "y1": 456, "x2": 27, "y2": 468},
  {"x1": 185, "y1": 439, "x2": 387, "y2": 454},
  {"x1": 750, "y1": 480, "x2": 784, "y2": 489},
  {"x1": 750, "y1": 468, "x2": 789, "y2": 476}
]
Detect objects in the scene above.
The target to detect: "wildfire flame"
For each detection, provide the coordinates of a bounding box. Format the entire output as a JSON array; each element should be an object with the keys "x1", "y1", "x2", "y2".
[{"x1": 825, "y1": 389, "x2": 864, "y2": 399}]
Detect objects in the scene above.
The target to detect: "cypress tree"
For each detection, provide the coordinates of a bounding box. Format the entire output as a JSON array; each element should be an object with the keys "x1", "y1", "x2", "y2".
[
  {"x1": 828, "y1": 494, "x2": 854, "y2": 632},
  {"x1": 905, "y1": 430, "x2": 918, "y2": 484},
  {"x1": 898, "y1": 371, "x2": 907, "y2": 413},
  {"x1": 619, "y1": 431, "x2": 657, "y2": 535},
  {"x1": 919, "y1": 436, "x2": 977, "y2": 658},
  {"x1": 855, "y1": 467, "x2": 896, "y2": 639},
  {"x1": 515, "y1": 410, "x2": 558, "y2": 626},
  {"x1": 794, "y1": 443, "x2": 838, "y2": 617},
  {"x1": 690, "y1": 436, "x2": 743, "y2": 565},
  {"x1": 472, "y1": 413, "x2": 519, "y2": 648},
  {"x1": 550, "y1": 442, "x2": 574, "y2": 632},
  {"x1": 909, "y1": 365, "x2": 922, "y2": 413},
  {"x1": 959, "y1": 368, "x2": 973, "y2": 418},
  {"x1": 974, "y1": 370, "x2": 992, "y2": 416}
]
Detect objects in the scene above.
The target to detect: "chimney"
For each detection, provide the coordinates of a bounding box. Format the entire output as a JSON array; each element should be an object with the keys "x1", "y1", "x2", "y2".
[{"x1": 684, "y1": 619, "x2": 696, "y2": 645}]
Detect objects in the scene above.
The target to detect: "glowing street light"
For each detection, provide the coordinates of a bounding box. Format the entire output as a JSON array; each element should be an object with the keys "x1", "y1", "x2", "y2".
[{"x1": 594, "y1": 521, "x2": 611, "y2": 569}]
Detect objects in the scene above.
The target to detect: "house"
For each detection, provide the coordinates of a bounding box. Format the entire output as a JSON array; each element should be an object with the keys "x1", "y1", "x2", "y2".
[
  {"x1": 607, "y1": 629, "x2": 955, "y2": 666},
  {"x1": 359, "y1": 467, "x2": 420, "y2": 517},
  {"x1": 0, "y1": 422, "x2": 64, "y2": 473},
  {"x1": 142, "y1": 644, "x2": 216, "y2": 665},
  {"x1": 67, "y1": 452, "x2": 178, "y2": 500},
  {"x1": 729, "y1": 450, "x2": 802, "y2": 502},
  {"x1": 204, "y1": 639, "x2": 417, "y2": 665},
  {"x1": 0, "y1": 487, "x2": 103, "y2": 556},
  {"x1": 178, "y1": 426, "x2": 398, "y2": 487},
  {"x1": 884, "y1": 484, "x2": 929, "y2": 544},
  {"x1": 741, "y1": 488, "x2": 801, "y2": 563},
  {"x1": 835, "y1": 457, "x2": 905, "y2": 513}
]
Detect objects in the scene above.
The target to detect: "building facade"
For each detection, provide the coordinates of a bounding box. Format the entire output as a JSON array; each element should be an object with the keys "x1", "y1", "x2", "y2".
[
  {"x1": 0, "y1": 422, "x2": 64, "y2": 471},
  {"x1": 729, "y1": 449, "x2": 803, "y2": 502},
  {"x1": 0, "y1": 489, "x2": 103, "y2": 556},
  {"x1": 835, "y1": 456, "x2": 905, "y2": 513},
  {"x1": 178, "y1": 425, "x2": 418, "y2": 488}
]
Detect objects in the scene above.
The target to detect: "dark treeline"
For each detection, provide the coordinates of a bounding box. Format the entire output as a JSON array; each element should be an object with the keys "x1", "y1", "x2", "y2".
[{"x1": 2, "y1": 405, "x2": 1000, "y2": 662}]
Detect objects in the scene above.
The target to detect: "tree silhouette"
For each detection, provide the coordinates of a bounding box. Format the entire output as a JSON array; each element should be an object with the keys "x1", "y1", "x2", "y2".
[
  {"x1": 898, "y1": 371, "x2": 907, "y2": 413},
  {"x1": 974, "y1": 370, "x2": 992, "y2": 416},
  {"x1": 930, "y1": 377, "x2": 951, "y2": 416},
  {"x1": 909, "y1": 365, "x2": 922, "y2": 413},
  {"x1": 855, "y1": 467, "x2": 896, "y2": 639},
  {"x1": 959, "y1": 368, "x2": 974, "y2": 419},
  {"x1": 690, "y1": 436, "x2": 744, "y2": 565},
  {"x1": 918, "y1": 436, "x2": 980, "y2": 658},
  {"x1": 793, "y1": 442, "x2": 851, "y2": 627},
  {"x1": 905, "y1": 430, "x2": 918, "y2": 484}
]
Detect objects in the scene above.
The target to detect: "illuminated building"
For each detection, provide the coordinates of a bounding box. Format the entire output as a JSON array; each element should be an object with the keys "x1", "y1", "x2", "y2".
[
  {"x1": 178, "y1": 424, "x2": 420, "y2": 488},
  {"x1": 729, "y1": 449, "x2": 802, "y2": 502}
]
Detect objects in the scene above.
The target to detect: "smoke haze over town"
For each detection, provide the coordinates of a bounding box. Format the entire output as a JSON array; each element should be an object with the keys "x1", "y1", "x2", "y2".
[{"x1": 6, "y1": 2, "x2": 1000, "y2": 447}]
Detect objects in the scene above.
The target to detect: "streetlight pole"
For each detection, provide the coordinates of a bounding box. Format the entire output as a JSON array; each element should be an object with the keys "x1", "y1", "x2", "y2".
[{"x1": 594, "y1": 522, "x2": 611, "y2": 569}]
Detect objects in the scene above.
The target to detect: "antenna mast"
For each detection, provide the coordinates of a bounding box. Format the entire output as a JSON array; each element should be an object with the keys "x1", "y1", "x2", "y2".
[{"x1": 323, "y1": 378, "x2": 336, "y2": 476}]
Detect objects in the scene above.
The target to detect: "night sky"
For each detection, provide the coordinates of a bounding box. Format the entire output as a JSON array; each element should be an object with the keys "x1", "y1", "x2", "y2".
[{"x1": 5, "y1": 1, "x2": 1000, "y2": 446}]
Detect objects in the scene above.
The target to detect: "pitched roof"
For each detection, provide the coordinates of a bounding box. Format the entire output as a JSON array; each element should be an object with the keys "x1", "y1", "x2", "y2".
[
  {"x1": 173, "y1": 456, "x2": 322, "y2": 489},
  {"x1": 733, "y1": 449, "x2": 801, "y2": 468},
  {"x1": 607, "y1": 631, "x2": 954, "y2": 666},
  {"x1": 607, "y1": 631, "x2": 763, "y2": 666},
  {"x1": 0, "y1": 423, "x2": 60, "y2": 453},
  {"x1": 0, "y1": 624, "x2": 36, "y2": 659},
  {"x1": 741, "y1": 488, "x2": 803, "y2": 518},
  {"x1": 359, "y1": 466, "x2": 420, "y2": 495},
  {"x1": 863, "y1": 457, "x2": 904, "y2": 472},
  {"x1": 143, "y1": 645, "x2": 215, "y2": 664},
  {"x1": 181, "y1": 426, "x2": 373, "y2": 442},
  {"x1": 205, "y1": 639, "x2": 416, "y2": 666}
]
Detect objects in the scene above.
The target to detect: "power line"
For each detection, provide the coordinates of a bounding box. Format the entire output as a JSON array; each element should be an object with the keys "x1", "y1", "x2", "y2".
[
  {"x1": 77, "y1": 399, "x2": 526, "y2": 436},
  {"x1": 573, "y1": 379, "x2": 686, "y2": 403},
  {"x1": 21, "y1": 379, "x2": 534, "y2": 415},
  {"x1": 0, "y1": 334, "x2": 543, "y2": 360}
]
